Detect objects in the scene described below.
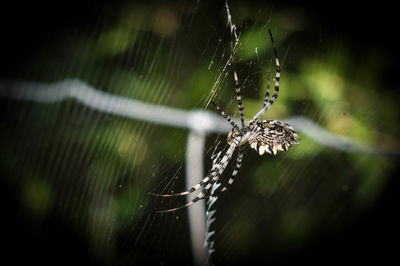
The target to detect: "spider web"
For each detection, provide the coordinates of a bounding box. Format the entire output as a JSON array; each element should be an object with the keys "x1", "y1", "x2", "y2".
[{"x1": 0, "y1": 0, "x2": 399, "y2": 265}]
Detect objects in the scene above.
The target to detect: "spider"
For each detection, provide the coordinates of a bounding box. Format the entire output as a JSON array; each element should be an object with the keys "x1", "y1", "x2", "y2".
[{"x1": 151, "y1": 16, "x2": 299, "y2": 213}]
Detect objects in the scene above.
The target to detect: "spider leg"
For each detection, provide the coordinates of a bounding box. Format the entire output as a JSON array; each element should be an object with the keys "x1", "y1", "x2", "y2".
[
  {"x1": 210, "y1": 100, "x2": 240, "y2": 131},
  {"x1": 268, "y1": 29, "x2": 280, "y2": 106},
  {"x1": 149, "y1": 172, "x2": 217, "y2": 197},
  {"x1": 226, "y1": 1, "x2": 245, "y2": 128},
  {"x1": 247, "y1": 30, "x2": 281, "y2": 126},
  {"x1": 220, "y1": 145, "x2": 244, "y2": 193},
  {"x1": 230, "y1": 44, "x2": 245, "y2": 128},
  {"x1": 263, "y1": 72, "x2": 271, "y2": 108},
  {"x1": 155, "y1": 179, "x2": 216, "y2": 213},
  {"x1": 154, "y1": 135, "x2": 242, "y2": 213}
]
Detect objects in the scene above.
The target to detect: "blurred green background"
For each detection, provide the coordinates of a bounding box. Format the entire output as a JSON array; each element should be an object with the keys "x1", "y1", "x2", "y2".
[{"x1": 0, "y1": 0, "x2": 399, "y2": 265}]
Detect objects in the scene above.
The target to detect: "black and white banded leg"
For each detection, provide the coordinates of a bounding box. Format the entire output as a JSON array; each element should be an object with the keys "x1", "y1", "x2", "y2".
[
  {"x1": 226, "y1": 0, "x2": 245, "y2": 128},
  {"x1": 230, "y1": 44, "x2": 245, "y2": 128},
  {"x1": 220, "y1": 146, "x2": 243, "y2": 193},
  {"x1": 210, "y1": 100, "x2": 240, "y2": 131},
  {"x1": 248, "y1": 30, "x2": 281, "y2": 126},
  {"x1": 153, "y1": 135, "x2": 242, "y2": 213}
]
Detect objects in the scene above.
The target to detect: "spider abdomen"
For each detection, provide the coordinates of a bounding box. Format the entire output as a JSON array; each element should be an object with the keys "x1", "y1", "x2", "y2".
[{"x1": 248, "y1": 119, "x2": 299, "y2": 155}]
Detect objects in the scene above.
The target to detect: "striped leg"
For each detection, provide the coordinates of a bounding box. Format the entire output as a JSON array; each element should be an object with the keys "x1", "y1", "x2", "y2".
[
  {"x1": 155, "y1": 174, "x2": 219, "y2": 213},
  {"x1": 149, "y1": 171, "x2": 217, "y2": 198},
  {"x1": 230, "y1": 45, "x2": 245, "y2": 128},
  {"x1": 263, "y1": 72, "x2": 271, "y2": 108},
  {"x1": 226, "y1": 0, "x2": 245, "y2": 128},
  {"x1": 247, "y1": 30, "x2": 280, "y2": 126},
  {"x1": 155, "y1": 136, "x2": 242, "y2": 213},
  {"x1": 220, "y1": 146, "x2": 244, "y2": 192},
  {"x1": 268, "y1": 29, "x2": 280, "y2": 106},
  {"x1": 210, "y1": 100, "x2": 240, "y2": 131}
]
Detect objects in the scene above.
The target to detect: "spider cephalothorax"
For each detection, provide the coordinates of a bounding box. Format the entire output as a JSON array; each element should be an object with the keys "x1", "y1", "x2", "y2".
[
  {"x1": 151, "y1": 8, "x2": 299, "y2": 212},
  {"x1": 227, "y1": 128, "x2": 249, "y2": 145}
]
